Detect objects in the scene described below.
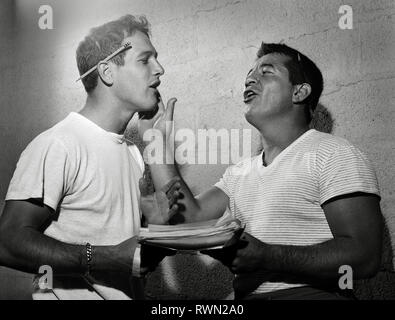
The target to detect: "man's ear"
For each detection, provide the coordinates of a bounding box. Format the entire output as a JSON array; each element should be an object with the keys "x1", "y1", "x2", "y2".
[
  {"x1": 292, "y1": 83, "x2": 312, "y2": 104},
  {"x1": 97, "y1": 61, "x2": 113, "y2": 86}
]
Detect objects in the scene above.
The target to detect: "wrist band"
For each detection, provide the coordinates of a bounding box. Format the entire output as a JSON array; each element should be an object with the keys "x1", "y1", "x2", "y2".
[
  {"x1": 132, "y1": 244, "x2": 141, "y2": 277},
  {"x1": 85, "y1": 242, "x2": 92, "y2": 276}
]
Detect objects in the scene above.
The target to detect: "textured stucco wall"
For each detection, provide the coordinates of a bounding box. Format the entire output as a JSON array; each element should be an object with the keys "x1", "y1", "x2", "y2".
[{"x1": 0, "y1": 0, "x2": 394, "y2": 299}]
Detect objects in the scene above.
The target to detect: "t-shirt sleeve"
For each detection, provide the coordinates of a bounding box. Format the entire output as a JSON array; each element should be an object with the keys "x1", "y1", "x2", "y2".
[
  {"x1": 5, "y1": 136, "x2": 70, "y2": 211},
  {"x1": 318, "y1": 144, "x2": 380, "y2": 205},
  {"x1": 214, "y1": 166, "x2": 233, "y2": 197}
]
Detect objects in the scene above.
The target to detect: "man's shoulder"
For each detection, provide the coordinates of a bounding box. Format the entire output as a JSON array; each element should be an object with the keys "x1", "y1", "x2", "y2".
[
  {"x1": 24, "y1": 113, "x2": 82, "y2": 151},
  {"x1": 306, "y1": 130, "x2": 371, "y2": 169},
  {"x1": 225, "y1": 154, "x2": 260, "y2": 176},
  {"x1": 307, "y1": 129, "x2": 355, "y2": 153}
]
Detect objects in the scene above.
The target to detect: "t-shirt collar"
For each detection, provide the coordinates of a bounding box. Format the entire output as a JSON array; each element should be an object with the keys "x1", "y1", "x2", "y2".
[
  {"x1": 258, "y1": 129, "x2": 316, "y2": 167},
  {"x1": 69, "y1": 112, "x2": 125, "y2": 144}
]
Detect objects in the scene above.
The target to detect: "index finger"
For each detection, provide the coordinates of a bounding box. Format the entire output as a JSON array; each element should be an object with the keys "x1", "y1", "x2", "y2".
[{"x1": 157, "y1": 94, "x2": 165, "y2": 113}]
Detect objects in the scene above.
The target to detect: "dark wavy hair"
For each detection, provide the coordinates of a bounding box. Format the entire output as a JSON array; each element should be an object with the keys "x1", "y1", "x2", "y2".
[
  {"x1": 76, "y1": 15, "x2": 151, "y2": 93},
  {"x1": 257, "y1": 42, "x2": 324, "y2": 122}
]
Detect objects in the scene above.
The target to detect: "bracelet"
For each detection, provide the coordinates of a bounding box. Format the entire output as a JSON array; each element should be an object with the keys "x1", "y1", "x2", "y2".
[
  {"x1": 132, "y1": 244, "x2": 141, "y2": 278},
  {"x1": 85, "y1": 242, "x2": 92, "y2": 276}
]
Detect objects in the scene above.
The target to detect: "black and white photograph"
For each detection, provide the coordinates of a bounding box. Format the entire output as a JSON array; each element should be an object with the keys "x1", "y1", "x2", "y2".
[{"x1": 0, "y1": 0, "x2": 394, "y2": 308}]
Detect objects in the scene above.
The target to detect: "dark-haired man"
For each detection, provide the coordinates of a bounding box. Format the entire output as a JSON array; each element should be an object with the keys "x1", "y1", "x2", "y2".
[
  {"x1": 160, "y1": 43, "x2": 383, "y2": 299},
  {"x1": 0, "y1": 15, "x2": 178, "y2": 299}
]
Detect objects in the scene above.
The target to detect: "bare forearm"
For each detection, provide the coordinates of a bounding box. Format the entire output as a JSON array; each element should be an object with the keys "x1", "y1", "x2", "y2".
[
  {"x1": 261, "y1": 237, "x2": 380, "y2": 281},
  {"x1": 147, "y1": 142, "x2": 201, "y2": 222},
  {"x1": 149, "y1": 163, "x2": 201, "y2": 222},
  {"x1": 261, "y1": 198, "x2": 383, "y2": 282},
  {"x1": 0, "y1": 227, "x2": 120, "y2": 276}
]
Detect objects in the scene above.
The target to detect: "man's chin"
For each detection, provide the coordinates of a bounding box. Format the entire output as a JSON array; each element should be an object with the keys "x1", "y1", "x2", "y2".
[
  {"x1": 244, "y1": 105, "x2": 252, "y2": 120},
  {"x1": 138, "y1": 104, "x2": 159, "y2": 120},
  {"x1": 244, "y1": 109, "x2": 258, "y2": 127}
]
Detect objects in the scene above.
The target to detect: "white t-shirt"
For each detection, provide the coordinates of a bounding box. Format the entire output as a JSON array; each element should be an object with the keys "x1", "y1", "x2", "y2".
[
  {"x1": 215, "y1": 129, "x2": 380, "y2": 295},
  {"x1": 6, "y1": 112, "x2": 145, "y2": 299}
]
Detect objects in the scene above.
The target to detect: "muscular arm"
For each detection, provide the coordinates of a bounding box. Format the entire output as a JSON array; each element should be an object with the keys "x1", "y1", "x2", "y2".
[
  {"x1": 263, "y1": 193, "x2": 382, "y2": 280},
  {"x1": 0, "y1": 200, "x2": 137, "y2": 275},
  {"x1": 219, "y1": 193, "x2": 382, "y2": 283}
]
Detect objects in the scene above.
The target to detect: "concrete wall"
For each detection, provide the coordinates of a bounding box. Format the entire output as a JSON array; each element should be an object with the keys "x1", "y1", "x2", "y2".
[{"x1": 0, "y1": 0, "x2": 394, "y2": 299}]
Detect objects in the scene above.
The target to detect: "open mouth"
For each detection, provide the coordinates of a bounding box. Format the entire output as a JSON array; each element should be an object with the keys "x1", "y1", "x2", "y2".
[
  {"x1": 243, "y1": 89, "x2": 257, "y2": 103},
  {"x1": 148, "y1": 82, "x2": 160, "y2": 98},
  {"x1": 149, "y1": 80, "x2": 161, "y2": 89}
]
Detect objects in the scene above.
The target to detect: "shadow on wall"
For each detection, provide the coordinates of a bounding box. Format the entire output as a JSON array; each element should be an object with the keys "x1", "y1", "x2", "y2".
[
  {"x1": 381, "y1": 224, "x2": 395, "y2": 275},
  {"x1": 309, "y1": 103, "x2": 334, "y2": 134}
]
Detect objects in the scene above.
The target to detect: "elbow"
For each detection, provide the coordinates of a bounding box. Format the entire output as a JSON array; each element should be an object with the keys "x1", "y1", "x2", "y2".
[
  {"x1": 361, "y1": 255, "x2": 381, "y2": 279},
  {"x1": 0, "y1": 229, "x2": 10, "y2": 266},
  {"x1": 348, "y1": 234, "x2": 382, "y2": 279},
  {"x1": 0, "y1": 225, "x2": 17, "y2": 268},
  {"x1": 354, "y1": 251, "x2": 382, "y2": 279}
]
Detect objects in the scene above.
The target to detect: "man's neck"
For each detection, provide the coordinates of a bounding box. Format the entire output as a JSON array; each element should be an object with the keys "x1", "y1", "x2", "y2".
[
  {"x1": 79, "y1": 93, "x2": 135, "y2": 135},
  {"x1": 258, "y1": 118, "x2": 310, "y2": 166}
]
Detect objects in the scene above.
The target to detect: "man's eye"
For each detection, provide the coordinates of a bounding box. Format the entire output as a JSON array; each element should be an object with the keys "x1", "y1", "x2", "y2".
[{"x1": 139, "y1": 57, "x2": 149, "y2": 64}]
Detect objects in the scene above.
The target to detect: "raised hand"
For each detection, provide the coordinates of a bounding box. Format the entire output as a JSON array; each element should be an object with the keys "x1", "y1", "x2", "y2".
[
  {"x1": 137, "y1": 95, "x2": 177, "y2": 141},
  {"x1": 140, "y1": 176, "x2": 182, "y2": 225}
]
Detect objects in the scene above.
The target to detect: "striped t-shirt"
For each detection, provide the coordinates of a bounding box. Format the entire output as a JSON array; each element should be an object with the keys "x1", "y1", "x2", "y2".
[{"x1": 214, "y1": 129, "x2": 380, "y2": 294}]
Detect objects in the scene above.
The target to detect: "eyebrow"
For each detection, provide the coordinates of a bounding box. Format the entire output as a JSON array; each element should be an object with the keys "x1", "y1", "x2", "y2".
[
  {"x1": 136, "y1": 50, "x2": 158, "y2": 59},
  {"x1": 246, "y1": 63, "x2": 275, "y2": 76},
  {"x1": 259, "y1": 63, "x2": 275, "y2": 70}
]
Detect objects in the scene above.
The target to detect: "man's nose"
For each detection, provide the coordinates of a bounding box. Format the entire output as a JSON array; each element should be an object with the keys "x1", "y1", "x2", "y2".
[
  {"x1": 245, "y1": 71, "x2": 258, "y2": 87},
  {"x1": 154, "y1": 60, "x2": 165, "y2": 76}
]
